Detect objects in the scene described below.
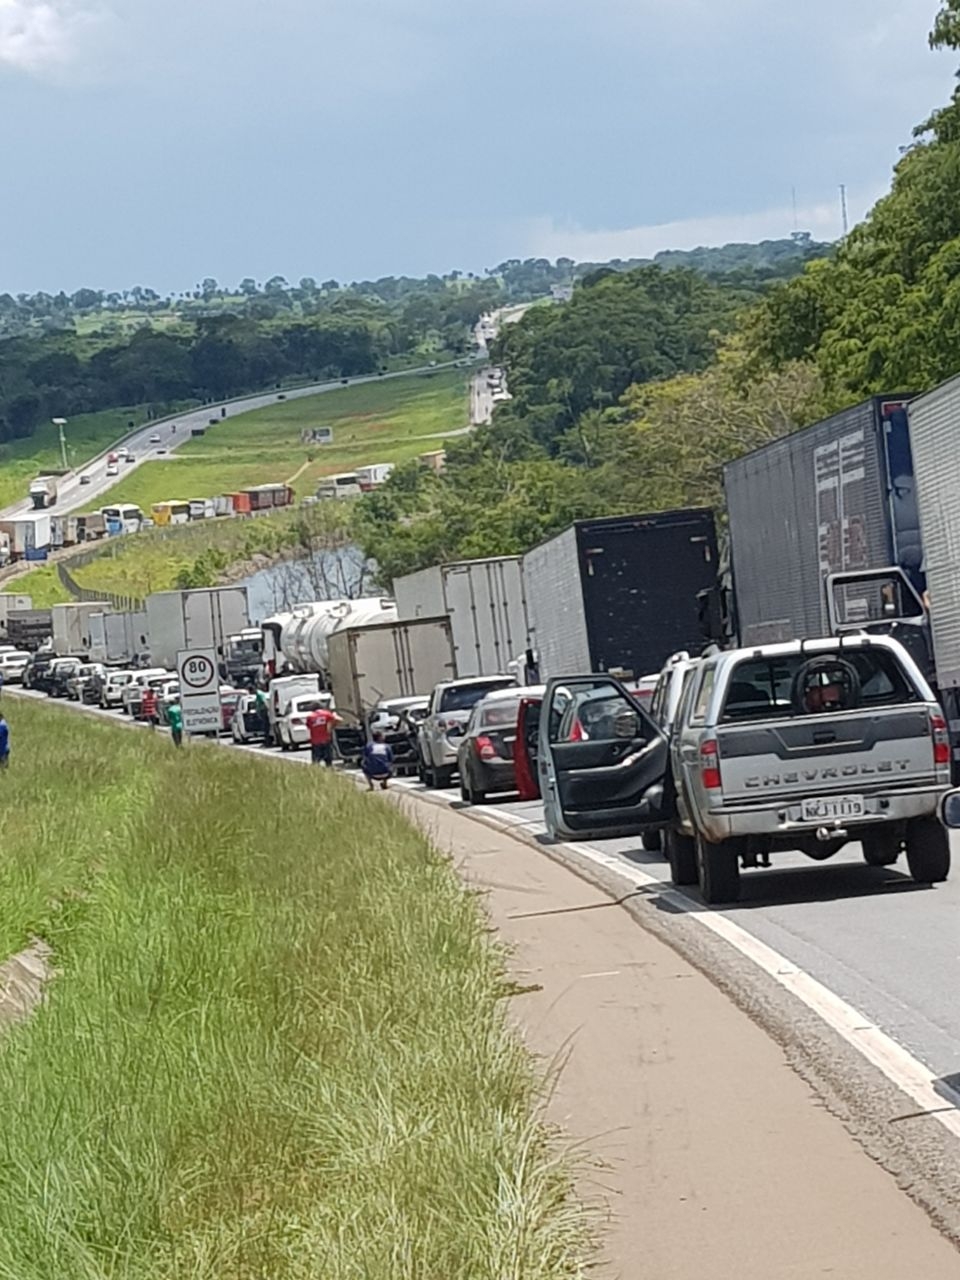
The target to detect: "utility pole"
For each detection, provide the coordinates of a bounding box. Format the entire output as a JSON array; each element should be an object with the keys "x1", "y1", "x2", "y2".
[
  {"x1": 840, "y1": 184, "x2": 849, "y2": 238},
  {"x1": 52, "y1": 418, "x2": 68, "y2": 471}
]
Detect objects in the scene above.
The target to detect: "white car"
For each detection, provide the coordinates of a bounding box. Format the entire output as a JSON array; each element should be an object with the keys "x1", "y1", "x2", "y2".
[
  {"x1": 368, "y1": 695, "x2": 429, "y2": 735},
  {"x1": 105, "y1": 463, "x2": 119, "y2": 477},
  {"x1": 120, "y1": 668, "x2": 172, "y2": 717},
  {"x1": 100, "y1": 669, "x2": 136, "y2": 708},
  {"x1": 277, "y1": 693, "x2": 334, "y2": 751},
  {"x1": 149, "y1": 433, "x2": 162, "y2": 445},
  {"x1": 0, "y1": 649, "x2": 31, "y2": 684}
]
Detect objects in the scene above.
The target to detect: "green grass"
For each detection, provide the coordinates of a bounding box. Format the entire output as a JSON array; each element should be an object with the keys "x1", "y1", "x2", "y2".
[
  {"x1": 1, "y1": 565, "x2": 66, "y2": 608},
  {"x1": 0, "y1": 699, "x2": 588, "y2": 1278},
  {"x1": 87, "y1": 370, "x2": 469, "y2": 513}
]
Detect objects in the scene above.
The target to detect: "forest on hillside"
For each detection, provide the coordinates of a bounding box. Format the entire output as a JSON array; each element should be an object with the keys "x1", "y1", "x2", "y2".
[{"x1": 355, "y1": 1, "x2": 960, "y2": 586}]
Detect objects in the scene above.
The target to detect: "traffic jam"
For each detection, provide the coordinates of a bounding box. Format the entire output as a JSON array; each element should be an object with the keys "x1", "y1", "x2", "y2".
[{"x1": 7, "y1": 381, "x2": 960, "y2": 901}]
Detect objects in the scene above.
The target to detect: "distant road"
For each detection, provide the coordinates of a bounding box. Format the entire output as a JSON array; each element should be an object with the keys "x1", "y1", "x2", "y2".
[{"x1": 0, "y1": 360, "x2": 469, "y2": 522}]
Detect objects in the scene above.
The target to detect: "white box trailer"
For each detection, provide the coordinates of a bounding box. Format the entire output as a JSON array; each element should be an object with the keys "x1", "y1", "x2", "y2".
[
  {"x1": 88, "y1": 610, "x2": 150, "y2": 665},
  {"x1": 326, "y1": 616, "x2": 456, "y2": 725},
  {"x1": 0, "y1": 593, "x2": 32, "y2": 639},
  {"x1": 0, "y1": 513, "x2": 51, "y2": 559},
  {"x1": 52, "y1": 602, "x2": 111, "y2": 657},
  {"x1": 146, "y1": 587, "x2": 250, "y2": 672},
  {"x1": 393, "y1": 557, "x2": 528, "y2": 677}
]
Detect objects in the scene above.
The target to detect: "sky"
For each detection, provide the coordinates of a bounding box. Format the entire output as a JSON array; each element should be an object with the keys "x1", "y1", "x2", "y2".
[{"x1": 0, "y1": 0, "x2": 957, "y2": 293}]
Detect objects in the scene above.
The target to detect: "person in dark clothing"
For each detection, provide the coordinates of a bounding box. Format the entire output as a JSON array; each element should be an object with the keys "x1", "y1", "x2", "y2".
[
  {"x1": 0, "y1": 712, "x2": 9, "y2": 770},
  {"x1": 361, "y1": 731, "x2": 394, "y2": 791}
]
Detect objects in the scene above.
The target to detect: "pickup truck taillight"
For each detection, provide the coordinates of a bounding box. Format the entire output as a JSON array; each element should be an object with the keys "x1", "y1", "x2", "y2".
[
  {"x1": 475, "y1": 734, "x2": 497, "y2": 761},
  {"x1": 930, "y1": 712, "x2": 951, "y2": 766},
  {"x1": 700, "y1": 739, "x2": 722, "y2": 790}
]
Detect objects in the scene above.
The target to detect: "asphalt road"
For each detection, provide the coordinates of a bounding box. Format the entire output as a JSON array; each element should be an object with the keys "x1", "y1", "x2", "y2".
[{"x1": 0, "y1": 361, "x2": 469, "y2": 522}]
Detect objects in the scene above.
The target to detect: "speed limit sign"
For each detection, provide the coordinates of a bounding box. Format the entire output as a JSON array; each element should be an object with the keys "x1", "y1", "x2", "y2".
[{"x1": 177, "y1": 647, "x2": 221, "y2": 734}]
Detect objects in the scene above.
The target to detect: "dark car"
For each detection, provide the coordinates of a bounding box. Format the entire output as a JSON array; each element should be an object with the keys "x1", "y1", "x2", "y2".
[
  {"x1": 47, "y1": 658, "x2": 84, "y2": 699},
  {"x1": 457, "y1": 686, "x2": 543, "y2": 804},
  {"x1": 22, "y1": 653, "x2": 54, "y2": 692}
]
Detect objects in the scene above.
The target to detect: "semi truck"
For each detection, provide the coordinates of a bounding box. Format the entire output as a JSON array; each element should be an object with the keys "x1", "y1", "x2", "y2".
[
  {"x1": 0, "y1": 594, "x2": 32, "y2": 640},
  {"x1": 88, "y1": 610, "x2": 149, "y2": 666},
  {"x1": 6, "y1": 609, "x2": 53, "y2": 650},
  {"x1": 29, "y1": 476, "x2": 58, "y2": 509},
  {"x1": 145, "y1": 587, "x2": 250, "y2": 673},
  {"x1": 261, "y1": 598, "x2": 398, "y2": 681},
  {"x1": 722, "y1": 395, "x2": 919, "y2": 647},
  {"x1": 523, "y1": 509, "x2": 718, "y2": 681},
  {"x1": 393, "y1": 556, "x2": 528, "y2": 678},
  {"x1": 0, "y1": 513, "x2": 51, "y2": 561},
  {"x1": 325, "y1": 616, "x2": 456, "y2": 725},
  {"x1": 52, "y1": 602, "x2": 112, "y2": 657}
]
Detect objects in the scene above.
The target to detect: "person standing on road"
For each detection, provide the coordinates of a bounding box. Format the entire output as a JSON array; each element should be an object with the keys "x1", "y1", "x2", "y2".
[
  {"x1": 141, "y1": 685, "x2": 159, "y2": 730},
  {"x1": 0, "y1": 711, "x2": 9, "y2": 770},
  {"x1": 361, "y1": 731, "x2": 394, "y2": 791},
  {"x1": 167, "y1": 702, "x2": 184, "y2": 748},
  {"x1": 306, "y1": 701, "x2": 342, "y2": 767}
]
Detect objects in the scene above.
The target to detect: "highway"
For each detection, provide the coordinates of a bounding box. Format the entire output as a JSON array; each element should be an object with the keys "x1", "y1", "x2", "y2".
[{"x1": 0, "y1": 361, "x2": 471, "y2": 522}]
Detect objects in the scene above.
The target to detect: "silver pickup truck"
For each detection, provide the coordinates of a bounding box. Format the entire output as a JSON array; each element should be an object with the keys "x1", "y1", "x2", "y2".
[{"x1": 537, "y1": 635, "x2": 951, "y2": 903}]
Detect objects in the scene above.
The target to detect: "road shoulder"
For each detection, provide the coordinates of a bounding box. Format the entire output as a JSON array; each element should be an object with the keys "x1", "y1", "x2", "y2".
[{"x1": 399, "y1": 794, "x2": 960, "y2": 1279}]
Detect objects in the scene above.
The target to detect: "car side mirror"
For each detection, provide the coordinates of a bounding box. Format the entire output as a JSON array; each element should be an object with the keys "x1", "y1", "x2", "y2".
[{"x1": 939, "y1": 790, "x2": 960, "y2": 829}]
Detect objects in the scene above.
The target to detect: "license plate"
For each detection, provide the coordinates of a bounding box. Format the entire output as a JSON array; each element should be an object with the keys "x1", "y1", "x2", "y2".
[{"x1": 801, "y1": 795, "x2": 865, "y2": 822}]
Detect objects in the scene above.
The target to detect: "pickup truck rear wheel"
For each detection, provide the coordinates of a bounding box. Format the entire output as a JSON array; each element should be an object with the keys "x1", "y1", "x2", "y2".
[
  {"x1": 665, "y1": 829, "x2": 698, "y2": 886},
  {"x1": 905, "y1": 818, "x2": 951, "y2": 884},
  {"x1": 696, "y1": 835, "x2": 741, "y2": 904},
  {"x1": 861, "y1": 832, "x2": 901, "y2": 868}
]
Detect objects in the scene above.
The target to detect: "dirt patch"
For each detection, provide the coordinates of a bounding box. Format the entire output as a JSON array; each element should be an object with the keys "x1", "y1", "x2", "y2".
[{"x1": 0, "y1": 940, "x2": 52, "y2": 1029}]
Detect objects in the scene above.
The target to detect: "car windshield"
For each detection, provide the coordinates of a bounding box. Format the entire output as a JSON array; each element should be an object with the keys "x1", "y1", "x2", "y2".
[
  {"x1": 440, "y1": 681, "x2": 515, "y2": 713},
  {"x1": 721, "y1": 648, "x2": 918, "y2": 722}
]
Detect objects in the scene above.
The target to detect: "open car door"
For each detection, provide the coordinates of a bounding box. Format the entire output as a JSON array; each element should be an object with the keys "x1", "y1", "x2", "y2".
[
  {"x1": 513, "y1": 695, "x2": 542, "y2": 801},
  {"x1": 538, "y1": 675, "x2": 674, "y2": 841}
]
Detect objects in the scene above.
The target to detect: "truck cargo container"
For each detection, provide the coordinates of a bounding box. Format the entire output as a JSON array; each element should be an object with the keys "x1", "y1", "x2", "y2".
[
  {"x1": 246, "y1": 484, "x2": 293, "y2": 512},
  {"x1": 146, "y1": 587, "x2": 250, "y2": 672},
  {"x1": 188, "y1": 499, "x2": 216, "y2": 521},
  {"x1": 6, "y1": 609, "x2": 53, "y2": 650},
  {"x1": 393, "y1": 557, "x2": 527, "y2": 678},
  {"x1": 724, "y1": 395, "x2": 919, "y2": 646},
  {"x1": 0, "y1": 593, "x2": 32, "y2": 640},
  {"x1": 230, "y1": 491, "x2": 252, "y2": 515},
  {"x1": 0, "y1": 513, "x2": 51, "y2": 559},
  {"x1": 326, "y1": 616, "x2": 456, "y2": 725},
  {"x1": 50, "y1": 516, "x2": 79, "y2": 549},
  {"x1": 52, "y1": 602, "x2": 111, "y2": 657},
  {"x1": 76, "y1": 512, "x2": 107, "y2": 542},
  {"x1": 88, "y1": 610, "x2": 149, "y2": 666},
  {"x1": 524, "y1": 509, "x2": 718, "y2": 680},
  {"x1": 214, "y1": 494, "x2": 235, "y2": 517},
  {"x1": 29, "y1": 476, "x2": 57, "y2": 509}
]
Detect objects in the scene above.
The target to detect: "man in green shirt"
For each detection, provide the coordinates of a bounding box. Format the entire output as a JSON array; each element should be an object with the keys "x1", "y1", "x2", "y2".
[{"x1": 168, "y1": 702, "x2": 184, "y2": 748}]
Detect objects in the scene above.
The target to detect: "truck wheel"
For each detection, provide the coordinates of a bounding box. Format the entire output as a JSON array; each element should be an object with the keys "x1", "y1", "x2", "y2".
[
  {"x1": 862, "y1": 832, "x2": 901, "y2": 868},
  {"x1": 641, "y1": 830, "x2": 662, "y2": 853},
  {"x1": 696, "y1": 835, "x2": 741, "y2": 904},
  {"x1": 905, "y1": 818, "x2": 951, "y2": 884},
  {"x1": 665, "y1": 829, "x2": 698, "y2": 886}
]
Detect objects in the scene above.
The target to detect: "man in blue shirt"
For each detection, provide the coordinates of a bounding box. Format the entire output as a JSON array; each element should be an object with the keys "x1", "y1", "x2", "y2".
[{"x1": 0, "y1": 712, "x2": 9, "y2": 770}]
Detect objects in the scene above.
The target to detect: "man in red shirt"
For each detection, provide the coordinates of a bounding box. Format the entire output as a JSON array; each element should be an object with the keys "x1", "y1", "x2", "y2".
[
  {"x1": 141, "y1": 685, "x2": 159, "y2": 730},
  {"x1": 306, "y1": 702, "x2": 342, "y2": 767}
]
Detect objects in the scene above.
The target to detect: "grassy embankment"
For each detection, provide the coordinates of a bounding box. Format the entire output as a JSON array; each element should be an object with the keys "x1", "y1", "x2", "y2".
[
  {"x1": 86, "y1": 370, "x2": 470, "y2": 515},
  {"x1": 0, "y1": 699, "x2": 587, "y2": 1278}
]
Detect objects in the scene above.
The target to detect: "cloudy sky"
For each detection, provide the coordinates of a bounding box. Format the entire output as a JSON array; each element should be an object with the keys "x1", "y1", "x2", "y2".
[{"x1": 0, "y1": 0, "x2": 956, "y2": 292}]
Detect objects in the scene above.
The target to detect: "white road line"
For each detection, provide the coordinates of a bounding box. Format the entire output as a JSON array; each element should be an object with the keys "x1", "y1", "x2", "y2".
[{"x1": 394, "y1": 780, "x2": 960, "y2": 1140}]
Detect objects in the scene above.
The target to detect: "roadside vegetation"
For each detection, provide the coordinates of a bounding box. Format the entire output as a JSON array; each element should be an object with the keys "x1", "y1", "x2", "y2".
[
  {"x1": 85, "y1": 369, "x2": 470, "y2": 514},
  {"x1": 0, "y1": 699, "x2": 588, "y2": 1278}
]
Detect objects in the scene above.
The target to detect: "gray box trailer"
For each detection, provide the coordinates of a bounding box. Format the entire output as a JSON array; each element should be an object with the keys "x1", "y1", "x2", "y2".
[
  {"x1": 393, "y1": 557, "x2": 528, "y2": 677},
  {"x1": 146, "y1": 588, "x2": 250, "y2": 672},
  {"x1": 326, "y1": 616, "x2": 456, "y2": 724},
  {"x1": 724, "y1": 395, "x2": 920, "y2": 644}
]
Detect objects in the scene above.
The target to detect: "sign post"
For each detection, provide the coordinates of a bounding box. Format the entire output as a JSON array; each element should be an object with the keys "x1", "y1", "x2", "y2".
[{"x1": 177, "y1": 647, "x2": 221, "y2": 736}]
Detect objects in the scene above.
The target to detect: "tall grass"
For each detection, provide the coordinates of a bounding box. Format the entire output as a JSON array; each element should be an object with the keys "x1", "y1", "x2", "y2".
[{"x1": 0, "y1": 701, "x2": 588, "y2": 1278}]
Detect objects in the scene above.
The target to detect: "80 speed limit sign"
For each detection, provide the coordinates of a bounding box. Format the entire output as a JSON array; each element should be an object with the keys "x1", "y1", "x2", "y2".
[{"x1": 176, "y1": 647, "x2": 221, "y2": 735}]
